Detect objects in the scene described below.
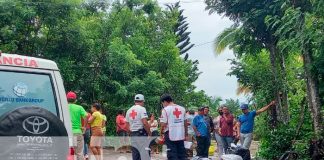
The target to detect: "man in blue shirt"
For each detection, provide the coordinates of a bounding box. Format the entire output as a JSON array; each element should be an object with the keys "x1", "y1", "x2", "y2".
[
  {"x1": 237, "y1": 101, "x2": 276, "y2": 149},
  {"x1": 192, "y1": 107, "x2": 209, "y2": 158}
]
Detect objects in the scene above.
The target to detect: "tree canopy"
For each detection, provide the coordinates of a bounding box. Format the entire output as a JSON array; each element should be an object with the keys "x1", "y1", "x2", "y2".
[
  {"x1": 206, "y1": 0, "x2": 324, "y2": 159},
  {"x1": 0, "y1": 0, "x2": 212, "y2": 135}
]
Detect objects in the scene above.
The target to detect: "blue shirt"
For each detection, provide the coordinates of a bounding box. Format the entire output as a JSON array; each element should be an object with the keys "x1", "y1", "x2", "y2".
[
  {"x1": 192, "y1": 115, "x2": 208, "y2": 137},
  {"x1": 238, "y1": 110, "x2": 257, "y2": 133}
]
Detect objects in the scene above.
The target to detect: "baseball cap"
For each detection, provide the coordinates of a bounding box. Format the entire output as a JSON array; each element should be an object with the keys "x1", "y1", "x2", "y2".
[
  {"x1": 240, "y1": 104, "x2": 249, "y2": 110},
  {"x1": 134, "y1": 94, "x2": 145, "y2": 101},
  {"x1": 66, "y1": 91, "x2": 77, "y2": 100}
]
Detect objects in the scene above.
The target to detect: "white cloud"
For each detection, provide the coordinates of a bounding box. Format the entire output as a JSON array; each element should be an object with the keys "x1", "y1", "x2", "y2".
[{"x1": 158, "y1": 0, "x2": 247, "y2": 103}]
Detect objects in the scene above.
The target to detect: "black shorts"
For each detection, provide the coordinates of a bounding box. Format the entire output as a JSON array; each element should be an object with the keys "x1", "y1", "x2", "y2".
[{"x1": 152, "y1": 130, "x2": 159, "y2": 137}]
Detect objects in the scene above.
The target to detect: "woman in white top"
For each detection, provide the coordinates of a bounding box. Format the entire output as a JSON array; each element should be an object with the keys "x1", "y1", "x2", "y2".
[
  {"x1": 213, "y1": 106, "x2": 224, "y2": 160},
  {"x1": 148, "y1": 114, "x2": 159, "y2": 154}
]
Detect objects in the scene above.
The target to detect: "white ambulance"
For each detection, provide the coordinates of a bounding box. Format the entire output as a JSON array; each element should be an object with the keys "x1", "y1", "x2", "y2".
[{"x1": 0, "y1": 53, "x2": 74, "y2": 160}]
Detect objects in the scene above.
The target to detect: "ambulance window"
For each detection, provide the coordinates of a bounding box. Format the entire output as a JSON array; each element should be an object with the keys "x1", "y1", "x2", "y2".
[{"x1": 0, "y1": 71, "x2": 58, "y2": 116}]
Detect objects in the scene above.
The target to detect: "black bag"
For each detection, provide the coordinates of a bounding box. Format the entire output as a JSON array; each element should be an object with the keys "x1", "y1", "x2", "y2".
[{"x1": 234, "y1": 147, "x2": 251, "y2": 160}]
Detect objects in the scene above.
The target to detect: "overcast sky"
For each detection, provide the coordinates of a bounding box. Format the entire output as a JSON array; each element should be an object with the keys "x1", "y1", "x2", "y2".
[{"x1": 158, "y1": 0, "x2": 246, "y2": 102}]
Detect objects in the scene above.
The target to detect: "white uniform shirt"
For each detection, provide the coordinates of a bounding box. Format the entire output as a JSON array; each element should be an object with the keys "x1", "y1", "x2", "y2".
[
  {"x1": 126, "y1": 105, "x2": 148, "y2": 131},
  {"x1": 160, "y1": 104, "x2": 187, "y2": 141}
]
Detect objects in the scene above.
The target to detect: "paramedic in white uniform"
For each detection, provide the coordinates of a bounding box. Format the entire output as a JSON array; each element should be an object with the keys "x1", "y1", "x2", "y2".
[
  {"x1": 160, "y1": 94, "x2": 188, "y2": 160},
  {"x1": 126, "y1": 94, "x2": 151, "y2": 160}
]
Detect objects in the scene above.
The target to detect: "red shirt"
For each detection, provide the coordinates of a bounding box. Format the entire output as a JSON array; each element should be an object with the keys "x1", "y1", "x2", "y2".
[
  {"x1": 116, "y1": 115, "x2": 127, "y2": 132},
  {"x1": 220, "y1": 114, "x2": 234, "y2": 137},
  {"x1": 81, "y1": 113, "x2": 91, "y2": 129}
]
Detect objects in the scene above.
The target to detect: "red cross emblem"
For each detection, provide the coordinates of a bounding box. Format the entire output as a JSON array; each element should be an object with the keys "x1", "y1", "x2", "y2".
[
  {"x1": 173, "y1": 108, "x2": 182, "y2": 118},
  {"x1": 130, "y1": 110, "x2": 137, "y2": 120}
]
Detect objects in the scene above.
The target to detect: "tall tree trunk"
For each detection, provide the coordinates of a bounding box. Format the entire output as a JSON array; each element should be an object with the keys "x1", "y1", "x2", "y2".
[
  {"x1": 268, "y1": 42, "x2": 290, "y2": 125},
  {"x1": 278, "y1": 51, "x2": 289, "y2": 123},
  {"x1": 292, "y1": 1, "x2": 324, "y2": 139},
  {"x1": 268, "y1": 43, "x2": 279, "y2": 127},
  {"x1": 302, "y1": 45, "x2": 324, "y2": 138}
]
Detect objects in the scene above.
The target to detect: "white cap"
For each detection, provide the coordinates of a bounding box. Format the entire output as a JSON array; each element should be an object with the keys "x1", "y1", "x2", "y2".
[{"x1": 134, "y1": 94, "x2": 145, "y2": 101}]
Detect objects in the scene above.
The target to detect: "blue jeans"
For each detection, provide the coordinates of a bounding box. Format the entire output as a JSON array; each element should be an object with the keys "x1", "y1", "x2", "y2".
[
  {"x1": 221, "y1": 136, "x2": 234, "y2": 154},
  {"x1": 83, "y1": 129, "x2": 91, "y2": 155},
  {"x1": 214, "y1": 133, "x2": 224, "y2": 159},
  {"x1": 240, "y1": 133, "x2": 253, "y2": 149}
]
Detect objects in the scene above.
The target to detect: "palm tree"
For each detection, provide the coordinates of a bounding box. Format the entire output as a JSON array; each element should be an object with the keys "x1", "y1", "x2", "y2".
[
  {"x1": 214, "y1": 26, "x2": 242, "y2": 55},
  {"x1": 236, "y1": 82, "x2": 251, "y2": 96}
]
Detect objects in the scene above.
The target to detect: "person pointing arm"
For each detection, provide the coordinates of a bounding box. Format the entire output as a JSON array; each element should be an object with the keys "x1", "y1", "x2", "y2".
[{"x1": 237, "y1": 101, "x2": 275, "y2": 149}]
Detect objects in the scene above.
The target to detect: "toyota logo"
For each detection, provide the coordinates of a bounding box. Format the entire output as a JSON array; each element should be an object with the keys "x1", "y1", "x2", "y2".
[{"x1": 22, "y1": 116, "x2": 49, "y2": 134}]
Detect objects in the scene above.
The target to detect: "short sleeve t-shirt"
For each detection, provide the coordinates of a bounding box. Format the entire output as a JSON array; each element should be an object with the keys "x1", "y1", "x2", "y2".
[
  {"x1": 219, "y1": 114, "x2": 234, "y2": 136},
  {"x1": 116, "y1": 115, "x2": 127, "y2": 132},
  {"x1": 149, "y1": 120, "x2": 158, "y2": 132},
  {"x1": 160, "y1": 105, "x2": 186, "y2": 140},
  {"x1": 238, "y1": 110, "x2": 257, "y2": 133},
  {"x1": 192, "y1": 115, "x2": 208, "y2": 137},
  {"x1": 160, "y1": 105, "x2": 187, "y2": 133},
  {"x1": 102, "y1": 114, "x2": 107, "y2": 132},
  {"x1": 81, "y1": 113, "x2": 91, "y2": 129},
  {"x1": 204, "y1": 115, "x2": 213, "y2": 132},
  {"x1": 69, "y1": 103, "x2": 87, "y2": 134},
  {"x1": 91, "y1": 111, "x2": 103, "y2": 128},
  {"x1": 160, "y1": 109, "x2": 167, "y2": 124},
  {"x1": 125, "y1": 105, "x2": 148, "y2": 131}
]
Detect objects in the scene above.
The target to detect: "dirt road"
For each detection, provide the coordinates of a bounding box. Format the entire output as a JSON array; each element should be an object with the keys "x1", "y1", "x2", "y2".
[{"x1": 86, "y1": 140, "x2": 259, "y2": 160}]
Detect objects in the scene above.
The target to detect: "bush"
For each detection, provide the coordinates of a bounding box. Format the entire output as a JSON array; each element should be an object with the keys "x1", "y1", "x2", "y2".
[
  {"x1": 258, "y1": 124, "x2": 295, "y2": 159},
  {"x1": 293, "y1": 140, "x2": 311, "y2": 160}
]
